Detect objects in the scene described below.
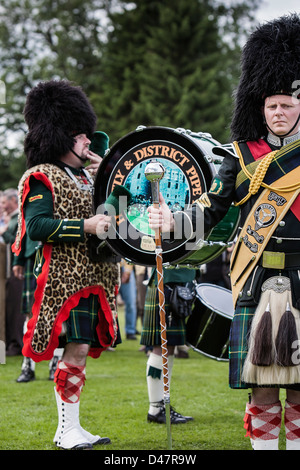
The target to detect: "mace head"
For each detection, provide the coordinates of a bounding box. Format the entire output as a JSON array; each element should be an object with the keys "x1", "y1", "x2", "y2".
[{"x1": 144, "y1": 160, "x2": 165, "y2": 182}]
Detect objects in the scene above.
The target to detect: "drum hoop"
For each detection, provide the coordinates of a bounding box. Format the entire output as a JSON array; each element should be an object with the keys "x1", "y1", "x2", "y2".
[
  {"x1": 196, "y1": 283, "x2": 234, "y2": 319},
  {"x1": 185, "y1": 342, "x2": 229, "y2": 362}
]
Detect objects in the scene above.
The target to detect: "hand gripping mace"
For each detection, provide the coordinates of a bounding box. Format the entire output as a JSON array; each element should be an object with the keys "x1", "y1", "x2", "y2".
[{"x1": 144, "y1": 160, "x2": 172, "y2": 450}]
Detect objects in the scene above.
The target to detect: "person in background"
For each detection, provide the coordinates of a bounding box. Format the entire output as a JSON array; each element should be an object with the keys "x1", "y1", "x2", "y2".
[
  {"x1": 0, "y1": 191, "x2": 7, "y2": 240},
  {"x1": 119, "y1": 260, "x2": 137, "y2": 340},
  {"x1": 0, "y1": 188, "x2": 24, "y2": 356}
]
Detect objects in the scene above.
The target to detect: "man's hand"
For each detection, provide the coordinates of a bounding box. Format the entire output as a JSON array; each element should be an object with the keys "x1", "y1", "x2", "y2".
[
  {"x1": 12, "y1": 265, "x2": 24, "y2": 280},
  {"x1": 85, "y1": 150, "x2": 103, "y2": 174},
  {"x1": 147, "y1": 193, "x2": 175, "y2": 233},
  {"x1": 84, "y1": 214, "x2": 111, "y2": 235}
]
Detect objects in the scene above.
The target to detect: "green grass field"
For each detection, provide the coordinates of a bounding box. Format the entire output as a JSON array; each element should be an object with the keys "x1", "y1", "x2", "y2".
[{"x1": 0, "y1": 307, "x2": 288, "y2": 451}]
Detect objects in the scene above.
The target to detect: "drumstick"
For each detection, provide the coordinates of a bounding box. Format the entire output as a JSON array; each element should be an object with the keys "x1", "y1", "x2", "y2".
[{"x1": 145, "y1": 160, "x2": 172, "y2": 450}]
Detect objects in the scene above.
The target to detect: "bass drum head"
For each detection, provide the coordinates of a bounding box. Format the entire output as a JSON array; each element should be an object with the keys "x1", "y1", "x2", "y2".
[
  {"x1": 186, "y1": 283, "x2": 234, "y2": 361},
  {"x1": 195, "y1": 283, "x2": 234, "y2": 320},
  {"x1": 93, "y1": 126, "x2": 219, "y2": 266}
]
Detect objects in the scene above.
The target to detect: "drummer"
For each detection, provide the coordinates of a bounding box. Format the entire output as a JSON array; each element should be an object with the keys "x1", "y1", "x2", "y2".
[
  {"x1": 148, "y1": 14, "x2": 300, "y2": 450},
  {"x1": 12, "y1": 80, "x2": 119, "y2": 449}
]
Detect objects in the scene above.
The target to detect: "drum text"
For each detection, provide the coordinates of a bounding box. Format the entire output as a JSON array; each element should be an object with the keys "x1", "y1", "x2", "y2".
[{"x1": 133, "y1": 145, "x2": 189, "y2": 167}]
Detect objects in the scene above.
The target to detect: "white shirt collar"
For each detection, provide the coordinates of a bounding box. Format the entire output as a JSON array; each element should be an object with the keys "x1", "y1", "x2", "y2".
[{"x1": 267, "y1": 130, "x2": 300, "y2": 147}]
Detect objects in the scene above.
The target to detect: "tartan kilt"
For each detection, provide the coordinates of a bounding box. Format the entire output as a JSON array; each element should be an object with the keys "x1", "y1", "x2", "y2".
[
  {"x1": 229, "y1": 305, "x2": 255, "y2": 389},
  {"x1": 140, "y1": 280, "x2": 186, "y2": 347},
  {"x1": 65, "y1": 294, "x2": 121, "y2": 348},
  {"x1": 229, "y1": 305, "x2": 300, "y2": 391},
  {"x1": 22, "y1": 257, "x2": 36, "y2": 315}
]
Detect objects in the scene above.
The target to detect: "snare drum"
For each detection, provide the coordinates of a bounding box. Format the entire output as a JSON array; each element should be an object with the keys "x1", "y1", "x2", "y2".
[
  {"x1": 93, "y1": 126, "x2": 239, "y2": 267},
  {"x1": 186, "y1": 283, "x2": 234, "y2": 361}
]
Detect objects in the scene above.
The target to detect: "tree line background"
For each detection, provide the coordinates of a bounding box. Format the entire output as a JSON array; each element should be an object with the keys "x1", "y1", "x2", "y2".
[{"x1": 0, "y1": 0, "x2": 259, "y2": 189}]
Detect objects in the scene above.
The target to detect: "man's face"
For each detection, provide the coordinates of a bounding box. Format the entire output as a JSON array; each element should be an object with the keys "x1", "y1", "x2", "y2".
[
  {"x1": 3, "y1": 196, "x2": 17, "y2": 215},
  {"x1": 264, "y1": 95, "x2": 300, "y2": 136},
  {"x1": 73, "y1": 133, "x2": 91, "y2": 161}
]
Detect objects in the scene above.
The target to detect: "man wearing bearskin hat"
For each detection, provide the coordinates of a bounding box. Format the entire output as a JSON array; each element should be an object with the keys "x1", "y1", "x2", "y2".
[
  {"x1": 12, "y1": 80, "x2": 119, "y2": 449},
  {"x1": 148, "y1": 14, "x2": 300, "y2": 450}
]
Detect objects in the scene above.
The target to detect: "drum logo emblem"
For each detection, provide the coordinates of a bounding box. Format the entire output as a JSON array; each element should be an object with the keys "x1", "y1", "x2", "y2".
[
  {"x1": 209, "y1": 176, "x2": 223, "y2": 195},
  {"x1": 254, "y1": 203, "x2": 277, "y2": 231}
]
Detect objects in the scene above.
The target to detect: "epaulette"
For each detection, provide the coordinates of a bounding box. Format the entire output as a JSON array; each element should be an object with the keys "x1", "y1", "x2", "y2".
[{"x1": 212, "y1": 143, "x2": 240, "y2": 159}]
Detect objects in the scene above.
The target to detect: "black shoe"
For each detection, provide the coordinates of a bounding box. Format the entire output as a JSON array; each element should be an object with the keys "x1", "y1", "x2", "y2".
[
  {"x1": 170, "y1": 405, "x2": 194, "y2": 422},
  {"x1": 16, "y1": 367, "x2": 35, "y2": 383},
  {"x1": 126, "y1": 334, "x2": 137, "y2": 340},
  {"x1": 71, "y1": 443, "x2": 93, "y2": 450},
  {"x1": 147, "y1": 402, "x2": 193, "y2": 424},
  {"x1": 93, "y1": 437, "x2": 111, "y2": 445}
]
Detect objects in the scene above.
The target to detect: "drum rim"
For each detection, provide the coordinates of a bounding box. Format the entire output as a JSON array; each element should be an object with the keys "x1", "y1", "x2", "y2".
[
  {"x1": 186, "y1": 342, "x2": 229, "y2": 362},
  {"x1": 195, "y1": 282, "x2": 234, "y2": 319}
]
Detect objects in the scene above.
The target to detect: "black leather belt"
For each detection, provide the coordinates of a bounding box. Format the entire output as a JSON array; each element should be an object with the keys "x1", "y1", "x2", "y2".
[{"x1": 260, "y1": 251, "x2": 300, "y2": 269}]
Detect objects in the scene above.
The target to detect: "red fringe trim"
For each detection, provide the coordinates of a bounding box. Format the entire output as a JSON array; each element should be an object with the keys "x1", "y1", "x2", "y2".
[
  {"x1": 54, "y1": 368, "x2": 69, "y2": 389},
  {"x1": 22, "y1": 245, "x2": 117, "y2": 362},
  {"x1": 12, "y1": 172, "x2": 54, "y2": 255},
  {"x1": 23, "y1": 281, "x2": 117, "y2": 362}
]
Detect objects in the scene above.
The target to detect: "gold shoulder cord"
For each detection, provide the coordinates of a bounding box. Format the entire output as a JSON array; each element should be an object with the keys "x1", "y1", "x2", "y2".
[{"x1": 233, "y1": 141, "x2": 300, "y2": 206}]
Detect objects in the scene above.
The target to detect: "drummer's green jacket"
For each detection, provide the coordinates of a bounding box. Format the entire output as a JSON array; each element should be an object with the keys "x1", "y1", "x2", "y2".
[
  {"x1": 13, "y1": 162, "x2": 86, "y2": 272},
  {"x1": 23, "y1": 163, "x2": 85, "y2": 243}
]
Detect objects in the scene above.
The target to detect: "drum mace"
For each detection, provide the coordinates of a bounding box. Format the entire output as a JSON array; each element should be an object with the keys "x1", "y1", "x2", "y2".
[{"x1": 144, "y1": 160, "x2": 172, "y2": 450}]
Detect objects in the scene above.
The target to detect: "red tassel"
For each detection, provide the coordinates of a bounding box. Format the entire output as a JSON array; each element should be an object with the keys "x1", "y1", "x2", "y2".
[{"x1": 243, "y1": 411, "x2": 252, "y2": 437}]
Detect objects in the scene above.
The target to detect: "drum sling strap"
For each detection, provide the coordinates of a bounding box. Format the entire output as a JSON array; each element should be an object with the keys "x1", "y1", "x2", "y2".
[{"x1": 230, "y1": 141, "x2": 300, "y2": 307}]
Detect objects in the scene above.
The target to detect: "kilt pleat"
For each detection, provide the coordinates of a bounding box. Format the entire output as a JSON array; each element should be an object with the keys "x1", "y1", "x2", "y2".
[
  {"x1": 21, "y1": 258, "x2": 36, "y2": 315},
  {"x1": 65, "y1": 294, "x2": 121, "y2": 348}
]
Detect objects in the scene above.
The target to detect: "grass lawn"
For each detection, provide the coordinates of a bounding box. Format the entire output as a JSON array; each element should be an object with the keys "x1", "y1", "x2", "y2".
[{"x1": 0, "y1": 306, "x2": 288, "y2": 451}]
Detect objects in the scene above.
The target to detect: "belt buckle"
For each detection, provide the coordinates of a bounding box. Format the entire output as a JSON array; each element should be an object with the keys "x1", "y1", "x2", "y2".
[{"x1": 262, "y1": 251, "x2": 285, "y2": 269}]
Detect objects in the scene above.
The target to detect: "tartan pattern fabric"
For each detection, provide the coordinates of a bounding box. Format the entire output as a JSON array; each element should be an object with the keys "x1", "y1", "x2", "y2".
[
  {"x1": 140, "y1": 281, "x2": 186, "y2": 347},
  {"x1": 65, "y1": 294, "x2": 101, "y2": 347},
  {"x1": 21, "y1": 257, "x2": 36, "y2": 315},
  {"x1": 65, "y1": 293, "x2": 121, "y2": 349},
  {"x1": 244, "y1": 401, "x2": 282, "y2": 440},
  {"x1": 54, "y1": 360, "x2": 86, "y2": 403},
  {"x1": 229, "y1": 305, "x2": 256, "y2": 389},
  {"x1": 285, "y1": 400, "x2": 300, "y2": 441}
]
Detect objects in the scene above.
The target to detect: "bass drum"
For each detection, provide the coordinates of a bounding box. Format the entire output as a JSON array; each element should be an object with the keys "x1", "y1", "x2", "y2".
[
  {"x1": 93, "y1": 125, "x2": 239, "y2": 267},
  {"x1": 186, "y1": 283, "x2": 234, "y2": 361}
]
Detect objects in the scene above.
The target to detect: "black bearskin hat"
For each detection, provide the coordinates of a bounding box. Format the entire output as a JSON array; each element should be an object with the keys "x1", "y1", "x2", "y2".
[
  {"x1": 231, "y1": 13, "x2": 300, "y2": 142},
  {"x1": 24, "y1": 80, "x2": 97, "y2": 168}
]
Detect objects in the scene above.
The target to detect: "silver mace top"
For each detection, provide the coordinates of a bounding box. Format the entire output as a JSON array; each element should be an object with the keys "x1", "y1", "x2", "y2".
[
  {"x1": 144, "y1": 160, "x2": 165, "y2": 204},
  {"x1": 144, "y1": 160, "x2": 165, "y2": 182}
]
